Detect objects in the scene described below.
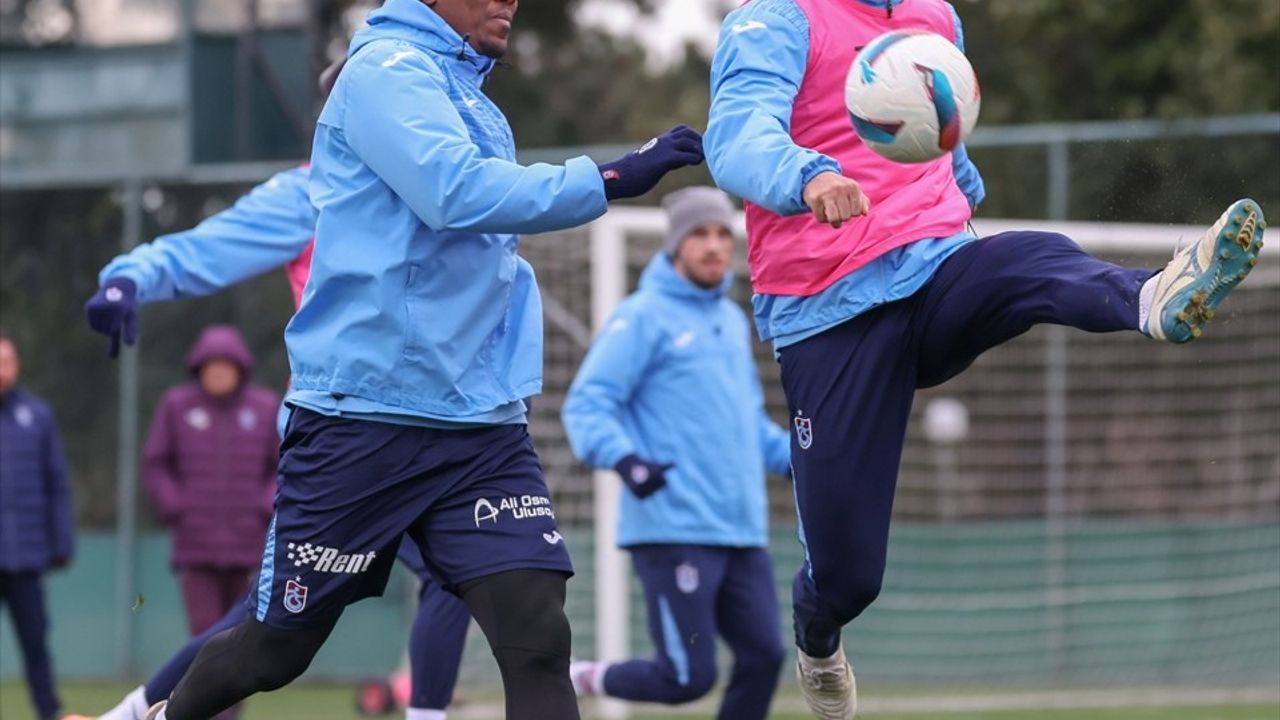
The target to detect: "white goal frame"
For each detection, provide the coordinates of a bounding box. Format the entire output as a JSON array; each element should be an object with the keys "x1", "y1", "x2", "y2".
[{"x1": 584, "y1": 208, "x2": 1275, "y2": 719}]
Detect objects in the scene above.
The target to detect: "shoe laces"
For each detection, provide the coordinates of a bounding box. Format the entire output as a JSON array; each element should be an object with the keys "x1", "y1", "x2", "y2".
[{"x1": 802, "y1": 663, "x2": 849, "y2": 690}]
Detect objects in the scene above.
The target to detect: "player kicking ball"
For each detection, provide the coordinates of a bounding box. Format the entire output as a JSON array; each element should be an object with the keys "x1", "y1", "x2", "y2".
[{"x1": 705, "y1": 1, "x2": 1265, "y2": 718}]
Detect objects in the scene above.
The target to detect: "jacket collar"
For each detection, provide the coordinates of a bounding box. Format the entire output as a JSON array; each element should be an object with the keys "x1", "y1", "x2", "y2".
[{"x1": 639, "y1": 253, "x2": 733, "y2": 304}]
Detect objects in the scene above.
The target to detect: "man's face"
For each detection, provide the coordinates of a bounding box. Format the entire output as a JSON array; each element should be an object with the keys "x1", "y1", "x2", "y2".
[
  {"x1": 673, "y1": 223, "x2": 735, "y2": 289},
  {"x1": 427, "y1": 0, "x2": 518, "y2": 58},
  {"x1": 0, "y1": 339, "x2": 18, "y2": 395},
  {"x1": 199, "y1": 359, "x2": 242, "y2": 398}
]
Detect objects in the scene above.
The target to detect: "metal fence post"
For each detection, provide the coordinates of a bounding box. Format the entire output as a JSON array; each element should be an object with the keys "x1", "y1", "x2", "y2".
[
  {"x1": 116, "y1": 181, "x2": 143, "y2": 678},
  {"x1": 1044, "y1": 140, "x2": 1071, "y2": 677}
]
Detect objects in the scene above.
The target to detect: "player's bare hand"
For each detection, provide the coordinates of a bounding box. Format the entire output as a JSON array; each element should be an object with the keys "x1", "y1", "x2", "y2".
[{"x1": 802, "y1": 172, "x2": 870, "y2": 229}]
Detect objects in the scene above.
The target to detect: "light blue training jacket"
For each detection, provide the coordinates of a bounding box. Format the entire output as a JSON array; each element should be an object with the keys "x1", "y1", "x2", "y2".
[
  {"x1": 288, "y1": 0, "x2": 609, "y2": 423},
  {"x1": 98, "y1": 166, "x2": 315, "y2": 301},
  {"x1": 562, "y1": 254, "x2": 792, "y2": 548},
  {"x1": 704, "y1": 0, "x2": 985, "y2": 348}
]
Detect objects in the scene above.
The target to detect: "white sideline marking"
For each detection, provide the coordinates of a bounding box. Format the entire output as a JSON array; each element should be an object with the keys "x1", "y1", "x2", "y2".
[{"x1": 471, "y1": 686, "x2": 1278, "y2": 718}]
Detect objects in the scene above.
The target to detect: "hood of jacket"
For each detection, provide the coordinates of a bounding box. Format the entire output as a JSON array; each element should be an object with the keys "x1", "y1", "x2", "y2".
[
  {"x1": 352, "y1": 0, "x2": 497, "y2": 81},
  {"x1": 185, "y1": 325, "x2": 254, "y2": 379}
]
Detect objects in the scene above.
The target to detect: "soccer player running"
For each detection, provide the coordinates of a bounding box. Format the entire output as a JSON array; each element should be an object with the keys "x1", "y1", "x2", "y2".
[
  {"x1": 139, "y1": 0, "x2": 703, "y2": 717},
  {"x1": 79, "y1": 163, "x2": 471, "y2": 720},
  {"x1": 562, "y1": 187, "x2": 793, "y2": 719},
  {"x1": 704, "y1": 1, "x2": 1265, "y2": 718}
]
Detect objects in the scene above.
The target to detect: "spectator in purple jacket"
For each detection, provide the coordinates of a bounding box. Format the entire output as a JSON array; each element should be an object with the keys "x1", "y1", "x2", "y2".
[
  {"x1": 0, "y1": 333, "x2": 73, "y2": 720},
  {"x1": 143, "y1": 325, "x2": 279, "y2": 637}
]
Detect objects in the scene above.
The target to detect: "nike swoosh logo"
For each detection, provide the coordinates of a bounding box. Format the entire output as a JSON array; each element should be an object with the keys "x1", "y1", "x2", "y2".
[
  {"x1": 543, "y1": 531, "x2": 563, "y2": 545},
  {"x1": 730, "y1": 20, "x2": 767, "y2": 35},
  {"x1": 463, "y1": 98, "x2": 479, "y2": 109}
]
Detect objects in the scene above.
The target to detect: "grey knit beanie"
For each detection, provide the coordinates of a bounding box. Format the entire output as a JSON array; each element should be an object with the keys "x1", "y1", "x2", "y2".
[{"x1": 661, "y1": 187, "x2": 736, "y2": 257}]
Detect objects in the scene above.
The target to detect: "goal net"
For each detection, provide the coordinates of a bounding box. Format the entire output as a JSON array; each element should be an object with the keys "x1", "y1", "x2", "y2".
[{"x1": 453, "y1": 209, "x2": 1279, "y2": 706}]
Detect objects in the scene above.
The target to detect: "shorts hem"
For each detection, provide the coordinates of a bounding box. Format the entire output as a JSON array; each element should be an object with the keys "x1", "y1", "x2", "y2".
[{"x1": 446, "y1": 559, "x2": 574, "y2": 592}]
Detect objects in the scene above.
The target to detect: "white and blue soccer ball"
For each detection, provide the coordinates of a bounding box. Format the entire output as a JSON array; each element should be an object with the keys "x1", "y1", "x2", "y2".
[{"x1": 844, "y1": 30, "x2": 981, "y2": 164}]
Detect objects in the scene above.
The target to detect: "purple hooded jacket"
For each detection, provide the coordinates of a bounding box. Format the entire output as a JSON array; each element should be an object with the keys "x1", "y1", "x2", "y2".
[
  {"x1": 143, "y1": 326, "x2": 280, "y2": 569},
  {"x1": 0, "y1": 387, "x2": 73, "y2": 571}
]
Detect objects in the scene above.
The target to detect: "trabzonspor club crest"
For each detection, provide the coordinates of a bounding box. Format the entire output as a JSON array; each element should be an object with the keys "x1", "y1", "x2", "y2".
[
  {"x1": 794, "y1": 413, "x2": 813, "y2": 450},
  {"x1": 675, "y1": 562, "x2": 699, "y2": 594},
  {"x1": 283, "y1": 578, "x2": 309, "y2": 614}
]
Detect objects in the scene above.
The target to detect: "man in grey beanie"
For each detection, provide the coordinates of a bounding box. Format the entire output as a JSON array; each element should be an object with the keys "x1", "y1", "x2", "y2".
[
  {"x1": 562, "y1": 186, "x2": 792, "y2": 719},
  {"x1": 661, "y1": 185, "x2": 736, "y2": 260}
]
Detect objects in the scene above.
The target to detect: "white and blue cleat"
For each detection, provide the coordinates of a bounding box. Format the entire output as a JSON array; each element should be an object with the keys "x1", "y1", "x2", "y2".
[{"x1": 1144, "y1": 198, "x2": 1265, "y2": 343}]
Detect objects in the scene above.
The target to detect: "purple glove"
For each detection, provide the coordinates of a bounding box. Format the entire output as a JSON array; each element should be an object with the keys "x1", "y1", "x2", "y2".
[
  {"x1": 84, "y1": 277, "x2": 139, "y2": 358},
  {"x1": 597, "y1": 125, "x2": 705, "y2": 201},
  {"x1": 613, "y1": 454, "x2": 673, "y2": 500}
]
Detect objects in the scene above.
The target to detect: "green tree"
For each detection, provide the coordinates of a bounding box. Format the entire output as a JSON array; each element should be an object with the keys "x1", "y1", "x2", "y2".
[{"x1": 960, "y1": 0, "x2": 1280, "y2": 123}]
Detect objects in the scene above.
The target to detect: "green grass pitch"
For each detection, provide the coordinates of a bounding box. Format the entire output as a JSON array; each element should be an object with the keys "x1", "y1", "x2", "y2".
[{"x1": 2, "y1": 681, "x2": 1277, "y2": 719}]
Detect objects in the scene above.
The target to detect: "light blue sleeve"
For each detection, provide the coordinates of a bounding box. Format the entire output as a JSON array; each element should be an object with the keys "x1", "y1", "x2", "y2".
[
  {"x1": 705, "y1": 0, "x2": 840, "y2": 216},
  {"x1": 561, "y1": 304, "x2": 658, "y2": 470},
  {"x1": 99, "y1": 167, "x2": 315, "y2": 304},
  {"x1": 341, "y1": 48, "x2": 608, "y2": 235},
  {"x1": 758, "y1": 405, "x2": 792, "y2": 476},
  {"x1": 947, "y1": 2, "x2": 986, "y2": 209}
]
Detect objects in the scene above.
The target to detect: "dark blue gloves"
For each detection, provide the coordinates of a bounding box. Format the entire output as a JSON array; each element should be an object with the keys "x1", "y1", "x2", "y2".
[
  {"x1": 613, "y1": 454, "x2": 673, "y2": 500},
  {"x1": 84, "y1": 277, "x2": 139, "y2": 358},
  {"x1": 598, "y1": 125, "x2": 705, "y2": 201}
]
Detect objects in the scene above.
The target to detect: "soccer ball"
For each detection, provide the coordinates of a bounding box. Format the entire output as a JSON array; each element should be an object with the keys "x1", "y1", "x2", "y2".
[{"x1": 845, "y1": 30, "x2": 981, "y2": 163}]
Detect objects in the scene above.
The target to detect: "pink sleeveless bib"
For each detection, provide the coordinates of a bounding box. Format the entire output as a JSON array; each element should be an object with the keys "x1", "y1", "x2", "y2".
[
  {"x1": 745, "y1": 0, "x2": 973, "y2": 296},
  {"x1": 285, "y1": 241, "x2": 314, "y2": 309}
]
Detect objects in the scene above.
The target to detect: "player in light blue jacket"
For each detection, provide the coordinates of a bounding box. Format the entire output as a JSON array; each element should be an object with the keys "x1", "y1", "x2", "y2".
[
  {"x1": 83, "y1": 161, "x2": 476, "y2": 720},
  {"x1": 147, "y1": 2, "x2": 704, "y2": 719},
  {"x1": 563, "y1": 188, "x2": 791, "y2": 720}
]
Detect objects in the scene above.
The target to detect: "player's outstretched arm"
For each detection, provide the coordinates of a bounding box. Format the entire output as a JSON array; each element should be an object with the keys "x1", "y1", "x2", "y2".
[
  {"x1": 342, "y1": 47, "x2": 610, "y2": 236},
  {"x1": 705, "y1": 0, "x2": 841, "y2": 217},
  {"x1": 98, "y1": 166, "x2": 315, "y2": 302},
  {"x1": 597, "y1": 125, "x2": 705, "y2": 202},
  {"x1": 84, "y1": 165, "x2": 316, "y2": 356}
]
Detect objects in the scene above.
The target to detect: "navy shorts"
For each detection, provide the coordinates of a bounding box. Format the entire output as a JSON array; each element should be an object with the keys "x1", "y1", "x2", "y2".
[{"x1": 250, "y1": 408, "x2": 572, "y2": 628}]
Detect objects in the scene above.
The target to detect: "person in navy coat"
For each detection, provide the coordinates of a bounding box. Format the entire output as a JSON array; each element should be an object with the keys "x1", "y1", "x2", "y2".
[{"x1": 0, "y1": 333, "x2": 73, "y2": 720}]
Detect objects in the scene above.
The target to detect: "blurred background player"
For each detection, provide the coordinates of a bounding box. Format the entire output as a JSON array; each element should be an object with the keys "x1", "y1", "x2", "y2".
[
  {"x1": 562, "y1": 187, "x2": 792, "y2": 720},
  {"x1": 146, "y1": 0, "x2": 703, "y2": 718},
  {"x1": 144, "y1": 324, "x2": 279, "y2": 644},
  {"x1": 704, "y1": 1, "x2": 1266, "y2": 718},
  {"x1": 0, "y1": 333, "x2": 74, "y2": 720},
  {"x1": 80, "y1": 163, "x2": 471, "y2": 719}
]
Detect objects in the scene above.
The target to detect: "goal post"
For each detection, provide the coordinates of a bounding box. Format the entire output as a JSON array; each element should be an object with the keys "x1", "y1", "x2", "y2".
[{"x1": 576, "y1": 207, "x2": 1279, "y2": 707}]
